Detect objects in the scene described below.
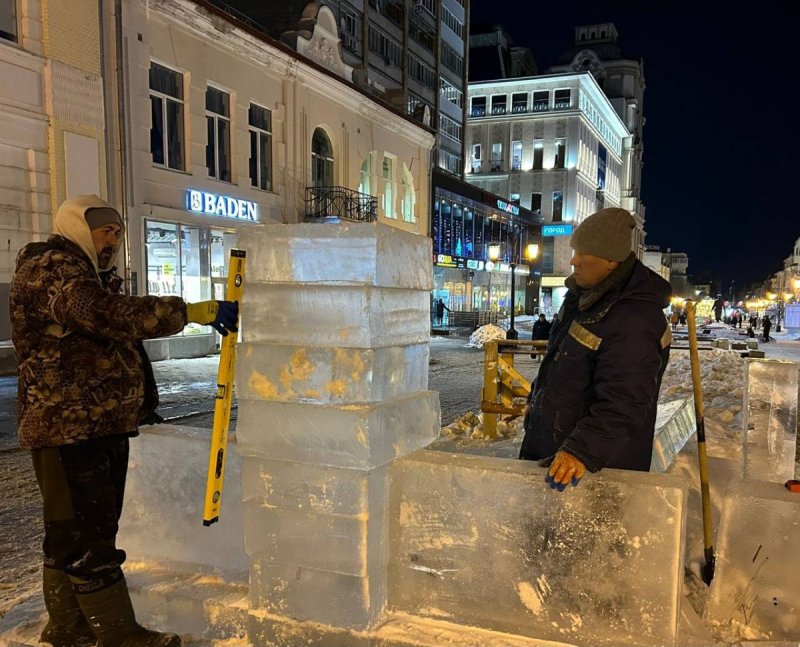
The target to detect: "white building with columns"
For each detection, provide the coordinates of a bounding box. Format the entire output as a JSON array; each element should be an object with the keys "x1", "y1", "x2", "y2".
[
  {"x1": 465, "y1": 71, "x2": 631, "y2": 314},
  {"x1": 102, "y1": 0, "x2": 434, "y2": 358}
]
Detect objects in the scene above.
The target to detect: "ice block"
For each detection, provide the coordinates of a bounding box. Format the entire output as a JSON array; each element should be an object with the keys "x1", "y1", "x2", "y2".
[
  {"x1": 236, "y1": 343, "x2": 429, "y2": 404},
  {"x1": 388, "y1": 450, "x2": 688, "y2": 647},
  {"x1": 242, "y1": 284, "x2": 430, "y2": 349},
  {"x1": 236, "y1": 391, "x2": 441, "y2": 469},
  {"x1": 707, "y1": 479, "x2": 800, "y2": 640},
  {"x1": 743, "y1": 359, "x2": 799, "y2": 483},
  {"x1": 237, "y1": 223, "x2": 433, "y2": 290},
  {"x1": 651, "y1": 397, "x2": 697, "y2": 472}
]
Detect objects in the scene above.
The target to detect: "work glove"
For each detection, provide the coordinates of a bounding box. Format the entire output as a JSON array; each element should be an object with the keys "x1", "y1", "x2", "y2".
[
  {"x1": 186, "y1": 300, "x2": 239, "y2": 336},
  {"x1": 539, "y1": 450, "x2": 586, "y2": 492}
]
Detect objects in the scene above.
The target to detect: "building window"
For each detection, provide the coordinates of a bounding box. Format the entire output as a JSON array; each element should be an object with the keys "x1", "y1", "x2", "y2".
[
  {"x1": 533, "y1": 140, "x2": 544, "y2": 170},
  {"x1": 408, "y1": 93, "x2": 434, "y2": 124},
  {"x1": 554, "y1": 89, "x2": 572, "y2": 109},
  {"x1": 408, "y1": 53, "x2": 436, "y2": 89},
  {"x1": 597, "y1": 143, "x2": 607, "y2": 190},
  {"x1": 359, "y1": 153, "x2": 373, "y2": 196},
  {"x1": 440, "y1": 114, "x2": 463, "y2": 145},
  {"x1": 533, "y1": 91, "x2": 549, "y2": 111},
  {"x1": 438, "y1": 149, "x2": 462, "y2": 175},
  {"x1": 490, "y1": 94, "x2": 507, "y2": 115},
  {"x1": 531, "y1": 192, "x2": 542, "y2": 214},
  {"x1": 409, "y1": 13, "x2": 436, "y2": 52},
  {"x1": 511, "y1": 140, "x2": 522, "y2": 171},
  {"x1": 340, "y1": 4, "x2": 362, "y2": 54},
  {"x1": 440, "y1": 77, "x2": 464, "y2": 109},
  {"x1": 206, "y1": 86, "x2": 231, "y2": 182},
  {"x1": 401, "y1": 163, "x2": 416, "y2": 223},
  {"x1": 512, "y1": 92, "x2": 528, "y2": 113},
  {"x1": 145, "y1": 221, "x2": 234, "y2": 335},
  {"x1": 248, "y1": 103, "x2": 272, "y2": 191},
  {"x1": 440, "y1": 42, "x2": 463, "y2": 75},
  {"x1": 471, "y1": 96, "x2": 486, "y2": 117},
  {"x1": 542, "y1": 237, "x2": 554, "y2": 273},
  {"x1": 368, "y1": 26, "x2": 402, "y2": 67},
  {"x1": 471, "y1": 143, "x2": 481, "y2": 173},
  {"x1": 441, "y1": 6, "x2": 463, "y2": 38},
  {"x1": 1, "y1": 0, "x2": 17, "y2": 42},
  {"x1": 552, "y1": 191, "x2": 563, "y2": 222},
  {"x1": 312, "y1": 128, "x2": 334, "y2": 187},
  {"x1": 491, "y1": 143, "x2": 503, "y2": 172},
  {"x1": 149, "y1": 62, "x2": 185, "y2": 170},
  {"x1": 555, "y1": 138, "x2": 566, "y2": 169},
  {"x1": 383, "y1": 155, "x2": 396, "y2": 219}
]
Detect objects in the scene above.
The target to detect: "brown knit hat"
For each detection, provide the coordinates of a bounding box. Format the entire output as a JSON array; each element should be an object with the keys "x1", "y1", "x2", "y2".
[{"x1": 570, "y1": 207, "x2": 635, "y2": 262}]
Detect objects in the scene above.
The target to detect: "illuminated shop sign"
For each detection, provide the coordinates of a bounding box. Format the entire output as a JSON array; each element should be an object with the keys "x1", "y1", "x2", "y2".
[
  {"x1": 187, "y1": 190, "x2": 258, "y2": 221},
  {"x1": 542, "y1": 224, "x2": 574, "y2": 237},
  {"x1": 496, "y1": 199, "x2": 520, "y2": 216},
  {"x1": 466, "y1": 259, "x2": 485, "y2": 270},
  {"x1": 434, "y1": 254, "x2": 466, "y2": 269}
]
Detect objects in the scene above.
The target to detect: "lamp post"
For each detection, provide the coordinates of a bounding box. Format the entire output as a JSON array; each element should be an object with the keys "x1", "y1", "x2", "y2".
[{"x1": 489, "y1": 229, "x2": 539, "y2": 340}]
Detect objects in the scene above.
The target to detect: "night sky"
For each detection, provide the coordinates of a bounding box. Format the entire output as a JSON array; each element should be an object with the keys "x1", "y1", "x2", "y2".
[{"x1": 469, "y1": 2, "x2": 800, "y2": 293}]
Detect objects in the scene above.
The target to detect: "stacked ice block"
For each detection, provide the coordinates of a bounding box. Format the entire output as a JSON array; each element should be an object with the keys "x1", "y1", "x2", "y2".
[
  {"x1": 650, "y1": 397, "x2": 697, "y2": 472},
  {"x1": 743, "y1": 359, "x2": 798, "y2": 482},
  {"x1": 388, "y1": 450, "x2": 689, "y2": 647},
  {"x1": 235, "y1": 224, "x2": 440, "y2": 643}
]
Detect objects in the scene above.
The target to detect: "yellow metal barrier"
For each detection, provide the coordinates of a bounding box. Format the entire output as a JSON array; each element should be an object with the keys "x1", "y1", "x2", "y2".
[{"x1": 481, "y1": 339, "x2": 548, "y2": 439}]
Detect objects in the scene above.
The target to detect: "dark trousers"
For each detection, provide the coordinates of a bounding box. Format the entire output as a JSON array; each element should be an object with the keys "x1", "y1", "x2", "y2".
[{"x1": 30, "y1": 435, "x2": 129, "y2": 582}]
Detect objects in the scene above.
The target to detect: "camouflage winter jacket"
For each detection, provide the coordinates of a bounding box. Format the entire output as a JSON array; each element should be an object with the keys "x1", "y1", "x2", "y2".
[{"x1": 11, "y1": 235, "x2": 187, "y2": 449}]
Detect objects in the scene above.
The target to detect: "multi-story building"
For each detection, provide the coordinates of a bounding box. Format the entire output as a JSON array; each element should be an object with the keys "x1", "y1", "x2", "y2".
[
  {"x1": 549, "y1": 23, "x2": 646, "y2": 253},
  {"x1": 642, "y1": 245, "x2": 670, "y2": 282},
  {"x1": 217, "y1": 0, "x2": 468, "y2": 178},
  {"x1": 465, "y1": 71, "x2": 630, "y2": 314},
  {"x1": 666, "y1": 251, "x2": 689, "y2": 297},
  {"x1": 95, "y1": 0, "x2": 434, "y2": 358},
  {"x1": 0, "y1": 0, "x2": 108, "y2": 338}
]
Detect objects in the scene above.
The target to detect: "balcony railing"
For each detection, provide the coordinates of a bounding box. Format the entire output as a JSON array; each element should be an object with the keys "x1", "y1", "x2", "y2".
[{"x1": 305, "y1": 186, "x2": 378, "y2": 222}]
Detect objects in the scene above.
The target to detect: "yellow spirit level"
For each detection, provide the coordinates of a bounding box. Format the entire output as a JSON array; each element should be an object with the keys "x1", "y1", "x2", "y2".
[{"x1": 203, "y1": 249, "x2": 246, "y2": 526}]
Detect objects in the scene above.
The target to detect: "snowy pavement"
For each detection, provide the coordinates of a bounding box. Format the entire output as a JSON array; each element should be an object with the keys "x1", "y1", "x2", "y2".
[{"x1": 1, "y1": 324, "x2": 799, "y2": 645}]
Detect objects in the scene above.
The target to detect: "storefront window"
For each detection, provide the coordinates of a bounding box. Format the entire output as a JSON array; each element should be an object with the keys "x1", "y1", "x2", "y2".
[
  {"x1": 441, "y1": 201, "x2": 453, "y2": 254},
  {"x1": 452, "y1": 203, "x2": 463, "y2": 256},
  {"x1": 146, "y1": 220, "x2": 235, "y2": 336}
]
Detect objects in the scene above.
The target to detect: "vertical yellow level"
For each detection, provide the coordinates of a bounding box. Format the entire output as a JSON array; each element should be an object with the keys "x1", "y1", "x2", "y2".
[{"x1": 203, "y1": 249, "x2": 246, "y2": 526}]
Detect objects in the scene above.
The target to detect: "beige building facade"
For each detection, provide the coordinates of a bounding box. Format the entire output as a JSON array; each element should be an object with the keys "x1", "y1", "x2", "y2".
[
  {"x1": 105, "y1": 0, "x2": 434, "y2": 358},
  {"x1": 1, "y1": 0, "x2": 107, "y2": 338}
]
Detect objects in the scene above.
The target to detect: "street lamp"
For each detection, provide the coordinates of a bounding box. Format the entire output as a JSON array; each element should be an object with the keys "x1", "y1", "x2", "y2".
[{"x1": 507, "y1": 235, "x2": 539, "y2": 340}]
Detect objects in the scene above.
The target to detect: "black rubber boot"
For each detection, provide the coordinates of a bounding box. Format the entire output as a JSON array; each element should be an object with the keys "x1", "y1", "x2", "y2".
[
  {"x1": 40, "y1": 566, "x2": 96, "y2": 647},
  {"x1": 71, "y1": 573, "x2": 181, "y2": 647}
]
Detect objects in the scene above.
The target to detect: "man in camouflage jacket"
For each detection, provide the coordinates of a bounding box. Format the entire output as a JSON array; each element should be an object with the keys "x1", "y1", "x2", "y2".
[{"x1": 11, "y1": 195, "x2": 238, "y2": 647}]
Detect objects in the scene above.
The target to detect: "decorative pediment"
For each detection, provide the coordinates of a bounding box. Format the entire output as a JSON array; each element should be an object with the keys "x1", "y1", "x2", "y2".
[
  {"x1": 290, "y1": 4, "x2": 353, "y2": 82},
  {"x1": 569, "y1": 49, "x2": 606, "y2": 80}
]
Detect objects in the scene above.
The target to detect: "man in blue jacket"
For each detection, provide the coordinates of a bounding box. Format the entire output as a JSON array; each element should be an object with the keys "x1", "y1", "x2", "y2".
[{"x1": 520, "y1": 208, "x2": 672, "y2": 490}]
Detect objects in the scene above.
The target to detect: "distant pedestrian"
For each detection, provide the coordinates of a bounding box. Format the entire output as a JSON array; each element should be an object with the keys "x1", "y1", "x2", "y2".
[
  {"x1": 530, "y1": 314, "x2": 551, "y2": 360},
  {"x1": 747, "y1": 325, "x2": 756, "y2": 338},
  {"x1": 670, "y1": 311, "x2": 679, "y2": 330},
  {"x1": 679, "y1": 312, "x2": 687, "y2": 326},
  {"x1": 762, "y1": 315, "x2": 772, "y2": 342},
  {"x1": 713, "y1": 297, "x2": 723, "y2": 323},
  {"x1": 435, "y1": 298, "x2": 450, "y2": 326}
]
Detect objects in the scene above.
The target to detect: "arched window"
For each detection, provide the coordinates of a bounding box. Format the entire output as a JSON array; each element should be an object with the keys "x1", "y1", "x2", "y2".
[
  {"x1": 312, "y1": 128, "x2": 334, "y2": 187},
  {"x1": 359, "y1": 154, "x2": 374, "y2": 196}
]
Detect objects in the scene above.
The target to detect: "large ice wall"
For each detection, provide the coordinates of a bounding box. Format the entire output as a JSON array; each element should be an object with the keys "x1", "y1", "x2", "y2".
[
  {"x1": 388, "y1": 450, "x2": 689, "y2": 647},
  {"x1": 235, "y1": 223, "x2": 440, "y2": 641},
  {"x1": 743, "y1": 359, "x2": 798, "y2": 482}
]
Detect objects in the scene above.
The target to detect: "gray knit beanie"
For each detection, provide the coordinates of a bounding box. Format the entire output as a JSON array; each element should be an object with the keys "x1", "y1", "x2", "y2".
[
  {"x1": 570, "y1": 207, "x2": 635, "y2": 262},
  {"x1": 84, "y1": 206, "x2": 123, "y2": 231}
]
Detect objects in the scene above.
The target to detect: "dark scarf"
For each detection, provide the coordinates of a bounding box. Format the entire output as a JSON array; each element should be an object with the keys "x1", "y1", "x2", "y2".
[{"x1": 565, "y1": 253, "x2": 636, "y2": 312}]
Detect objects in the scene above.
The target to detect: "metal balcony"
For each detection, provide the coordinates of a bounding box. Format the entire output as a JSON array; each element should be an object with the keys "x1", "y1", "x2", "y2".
[{"x1": 304, "y1": 186, "x2": 378, "y2": 223}]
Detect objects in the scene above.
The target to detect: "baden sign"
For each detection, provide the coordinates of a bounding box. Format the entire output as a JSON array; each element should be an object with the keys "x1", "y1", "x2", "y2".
[
  {"x1": 542, "y1": 224, "x2": 574, "y2": 237},
  {"x1": 187, "y1": 190, "x2": 258, "y2": 221}
]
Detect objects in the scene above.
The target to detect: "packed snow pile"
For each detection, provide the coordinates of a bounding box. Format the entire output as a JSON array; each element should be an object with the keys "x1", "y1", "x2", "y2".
[{"x1": 465, "y1": 323, "x2": 507, "y2": 349}]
